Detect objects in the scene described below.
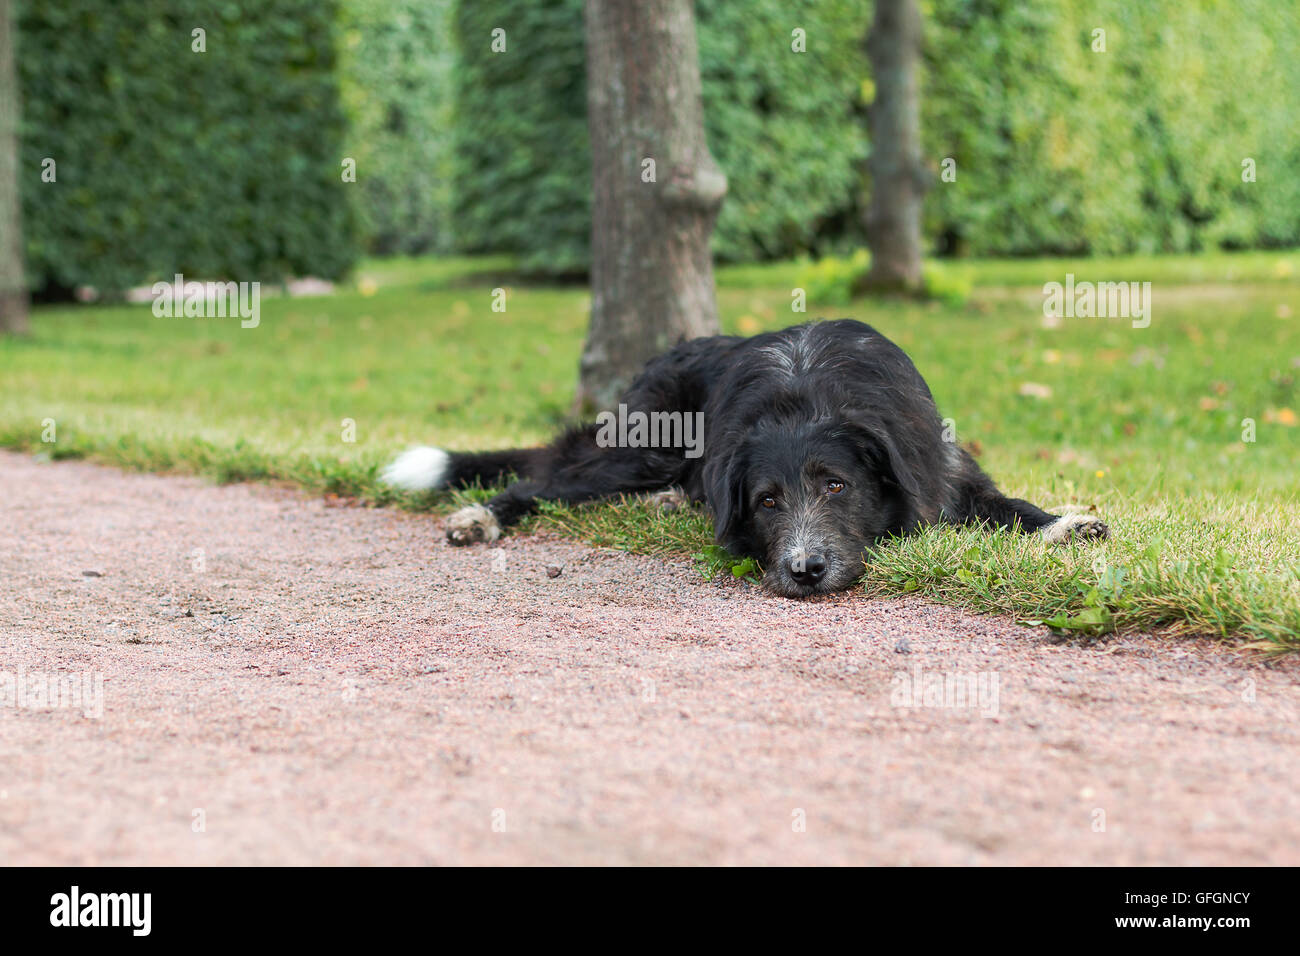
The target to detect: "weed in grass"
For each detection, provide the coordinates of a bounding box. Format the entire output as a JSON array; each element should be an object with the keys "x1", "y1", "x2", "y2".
[{"x1": 694, "y1": 544, "x2": 762, "y2": 584}]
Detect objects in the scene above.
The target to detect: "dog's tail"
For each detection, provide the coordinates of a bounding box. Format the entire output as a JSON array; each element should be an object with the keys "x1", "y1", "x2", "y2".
[{"x1": 380, "y1": 445, "x2": 542, "y2": 492}]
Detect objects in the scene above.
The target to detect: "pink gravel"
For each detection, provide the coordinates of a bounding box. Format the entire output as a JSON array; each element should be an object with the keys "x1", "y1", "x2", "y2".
[{"x1": 1, "y1": 450, "x2": 1297, "y2": 865}]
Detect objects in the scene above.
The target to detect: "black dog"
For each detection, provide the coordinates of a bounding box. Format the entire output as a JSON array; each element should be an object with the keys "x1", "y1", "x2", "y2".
[{"x1": 382, "y1": 319, "x2": 1107, "y2": 597}]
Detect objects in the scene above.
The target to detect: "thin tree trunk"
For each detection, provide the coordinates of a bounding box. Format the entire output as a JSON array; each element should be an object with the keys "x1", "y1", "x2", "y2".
[
  {"x1": 861, "y1": 0, "x2": 926, "y2": 292},
  {"x1": 0, "y1": 0, "x2": 26, "y2": 335},
  {"x1": 578, "y1": 0, "x2": 726, "y2": 412}
]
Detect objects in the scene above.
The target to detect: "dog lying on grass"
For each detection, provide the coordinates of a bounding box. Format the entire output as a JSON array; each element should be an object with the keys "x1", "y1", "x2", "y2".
[{"x1": 382, "y1": 319, "x2": 1107, "y2": 598}]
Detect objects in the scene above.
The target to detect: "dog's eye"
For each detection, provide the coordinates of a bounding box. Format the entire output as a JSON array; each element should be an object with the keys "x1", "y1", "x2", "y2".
[
  {"x1": 827, "y1": 480, "x2": 845, "y2": 495},
  {"x1": 760, "y1": 496, "x2": 777, "y2": 510}
]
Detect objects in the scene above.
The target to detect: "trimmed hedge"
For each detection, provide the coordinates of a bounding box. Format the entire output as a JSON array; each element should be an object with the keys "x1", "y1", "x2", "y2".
[
  {"x1": 698, "y1": 1, "x2": 869, "y2": 262},
  {"x1": 451, "y1": 1, "x2": 591, "y2": 274},
  {"x1": 19, "y1": 0, "x2": 1298, "y2": 284},
  {"x1": 20, "y1": 0, "x2": 358, "y2": 294},
  {"x1": 339, "y1": 0, "x2": 455, "y2": 255},
  {"x1": 452, "y1": 0, "x2": 871, "y2": 273},
  {"x1": 923, "y1": 0, "x2": 1300, "y2": 256},
  {"x1": 454, "y1": 0, "x2": 1299, "y2": 266}
]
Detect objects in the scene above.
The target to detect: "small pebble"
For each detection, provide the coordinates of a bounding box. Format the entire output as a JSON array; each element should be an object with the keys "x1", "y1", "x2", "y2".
[
  {"x1": 545, "y1": 565, "x2": 563, "y2": 578},
  {"x1": 894, "y1": 638, "x2": 912, "y2": 654}
]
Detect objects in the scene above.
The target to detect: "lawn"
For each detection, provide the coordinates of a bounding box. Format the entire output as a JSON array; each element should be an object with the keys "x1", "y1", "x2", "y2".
[{"x1": 3, "y1": 251, "x2": 1298, "y2": 652}]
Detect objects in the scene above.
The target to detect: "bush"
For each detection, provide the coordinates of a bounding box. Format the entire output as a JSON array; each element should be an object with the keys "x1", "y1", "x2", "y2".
[
  {"x1": 698, "y1": 1, "x2": 870, "y2": 262},
  {"x1": 453, "y1": 0, "x2": 1300, "y2": 266},
  {"x1": 450, "y1": 1, "x2": 591, "y2": 274},
  {"x1": 922, "y1": 0, "x2": 1300, "y2": 256},
  {"x1": 796, "y1": 250, "x2": 972, "y2": 307},
  {"x1": 20, "y1": 0, "x2": 359, "y2": 294},
  {"x1": 23, "y1": 0, "x2": 1296, "y2": 285},
  {"x1": 338, "y1": 0, "x2": 456, "y2": 255},
  {"x1": 451, "y1": 0, "x2": 871, "y2": 274},
  {"x1": 797, "y1": 249, "x2": 870, "y2": 306}
]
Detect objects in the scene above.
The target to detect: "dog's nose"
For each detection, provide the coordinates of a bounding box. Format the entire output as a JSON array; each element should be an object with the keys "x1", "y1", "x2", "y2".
[{"x1": 788, "y1": 553, "x2": 827, "y2": 585}]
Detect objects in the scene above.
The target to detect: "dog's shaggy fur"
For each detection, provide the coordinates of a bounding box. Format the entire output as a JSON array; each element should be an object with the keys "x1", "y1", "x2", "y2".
[{"x1": 384, "y1": 319, "x2": 1107, "y2": 597}]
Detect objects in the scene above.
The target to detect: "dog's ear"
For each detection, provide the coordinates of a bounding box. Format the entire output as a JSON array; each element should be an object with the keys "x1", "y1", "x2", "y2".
[
  {"x1": 844, "y1": 414, "x2": 923, "y2": 501},
  {"x1": 703, "y1": 444, "x2": 754, "y2": 554}
]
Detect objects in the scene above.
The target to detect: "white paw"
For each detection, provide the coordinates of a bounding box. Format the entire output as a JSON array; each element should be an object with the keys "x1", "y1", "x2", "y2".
[
  {"x1": 1039, "y1": 512, "x2": 1109, "y2": 544},
  {"x1": 381, "y1": 446, "x2": 450, "y2": 491},
  {"x1": 643, "y1": 487, "x2": 692, "y2": 511},
  {"x1": 446, "y1": 503, "x2": 501, "y2": 545}
]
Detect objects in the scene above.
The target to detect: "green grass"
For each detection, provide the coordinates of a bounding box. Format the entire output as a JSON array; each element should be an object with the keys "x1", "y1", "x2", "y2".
[{"x1": 3, "y1": 250, "x2": 1299, "y2": 652}]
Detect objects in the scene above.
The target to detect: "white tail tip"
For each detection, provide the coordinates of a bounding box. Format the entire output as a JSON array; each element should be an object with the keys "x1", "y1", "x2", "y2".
[{"x1": 381, "y1": 446, "x2": 450, "y2": 491}]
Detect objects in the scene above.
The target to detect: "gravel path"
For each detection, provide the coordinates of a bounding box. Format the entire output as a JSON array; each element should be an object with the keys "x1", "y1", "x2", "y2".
[{"x1": 2, "y1": 450, "x2": 1296, "y2": 865}]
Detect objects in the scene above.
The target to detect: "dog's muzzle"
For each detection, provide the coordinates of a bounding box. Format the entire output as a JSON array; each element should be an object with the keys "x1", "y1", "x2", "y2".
[{"x1": 787, "y1": 551, "x2": 827, "y2": 587}]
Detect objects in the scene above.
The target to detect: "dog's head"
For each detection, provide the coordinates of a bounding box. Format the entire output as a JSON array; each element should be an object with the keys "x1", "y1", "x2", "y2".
[{"x1": 705, "y1": 415, "x2": 921, "y2": 597}]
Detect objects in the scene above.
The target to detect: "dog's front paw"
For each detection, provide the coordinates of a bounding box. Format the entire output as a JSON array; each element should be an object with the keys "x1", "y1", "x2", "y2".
[
  {"x1": 1040, "y1": 512, "x2": 1109, "y2": 544},
  {"x1": 445, "y1": 503, "x2": 501, "y2": 546},
  {"x1": 643, "y1": 487, "x2": 692, "y2": 512}
]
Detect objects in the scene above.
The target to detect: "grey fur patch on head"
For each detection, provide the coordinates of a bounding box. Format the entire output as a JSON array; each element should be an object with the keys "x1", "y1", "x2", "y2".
[{"x1": 755, "y1": 324, "x2": 813, "y2": 380}]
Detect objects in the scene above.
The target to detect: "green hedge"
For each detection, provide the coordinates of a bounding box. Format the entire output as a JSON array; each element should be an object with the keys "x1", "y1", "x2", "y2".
[
  {"x1": 453, "y1": 0, "x2": 1299, "y2": 267},
  {"x1": 922, "y1": 0, "x2": 1300, "y2": 255},
  {"x1": 20, "y1": 0, "x2": 358, "y2": 294},
  {"x1": 451, "y1": 1, "x2": 591, "y2": 274},
  {"x1": 19, "y1": 0, "x2": 1298, "y2": 285},
  {"x1": 339, "y1": 0, "x2": 455, "y2": 255},
  {"x1": 452, "y1": 0, "x2": 871, "y2": 273},
  {"x1": 698, "y1": 1, "x2": 869, "y2": 262}
]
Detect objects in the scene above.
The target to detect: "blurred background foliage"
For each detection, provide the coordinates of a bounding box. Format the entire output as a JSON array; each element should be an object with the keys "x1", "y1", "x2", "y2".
[
  {"x1": 922, "y1": 0, "x2": 1300, "y2": 257},
  {"x1": 453, "y1": 0, "x2": 872, "y2": 274},
  {"x1": 339, "y1": 0, "x2": 455, "y2": 256},
  {"x1": 15, "y1": 0, "x2": 1300, "y2": 292},
  {"x1": 19, "y1": 0, "x2": 358, "y2": 295}
]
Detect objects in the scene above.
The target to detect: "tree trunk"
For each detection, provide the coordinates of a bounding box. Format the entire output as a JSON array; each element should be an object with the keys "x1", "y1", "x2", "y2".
[
  {"x1": 578, "y1": 0, "x2": 725, "y2": 412},
  {"x1": 861, "y1": 0, "x2": 926, "y2": 292},
  {"x1": 0, "y1": 0, "x2": 26, "y2": 335}
]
